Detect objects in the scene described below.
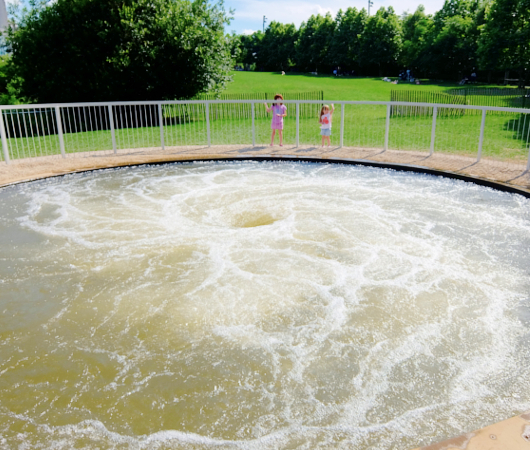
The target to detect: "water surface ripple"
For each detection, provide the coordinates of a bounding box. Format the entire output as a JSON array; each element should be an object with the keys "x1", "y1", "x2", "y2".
[{"x1": 0, "y1": 161, "x2": 529, "y2": 449}]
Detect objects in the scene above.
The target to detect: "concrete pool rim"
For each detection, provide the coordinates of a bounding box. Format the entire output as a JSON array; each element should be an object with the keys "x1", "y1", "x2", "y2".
[{"x1": 1, "y1": 155, "x2": 530, "y2": 199}]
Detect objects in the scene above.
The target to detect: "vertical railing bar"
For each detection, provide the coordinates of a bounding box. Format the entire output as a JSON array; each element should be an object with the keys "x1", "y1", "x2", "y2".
[
  {"x1": 0, "y1": 110, "x2": 10, "y2": 164},
  {"x1": 206, "y1": 102, "x2": 211, "y2": 147},
  {"x1": 522, "y1": 113, "x2": 528, "y2": 153},
  {"x1": 37, "y1": 108, "x2": 48, "y2": 156},
  {"x1": 9, "y1": 112, "x2": 20, "y2": 160},
  {"x1": 172, "y1": 105, "x2": 177, "y2": 147},
  {"x1": 44, "y1": 108, "x2": 53, "y2": 156},
  {"x1": 141, "y1": 105, "x2": 146, "y2": 147},
  {"x1": 186, "y1": 103, "x2": 190, "y2": 148},
  {"x1": 5, "y1": 111, "x2": 15, "y2": 160},
  {"x1": 118, "y1": 105, "x2": 124, "y2": 149},
  {"x1": 525, "y1": 113, "x2": 530, "y2": 170},
  {"x1": 96, "y1": 106, "x2": 103, "y2": 152},
  {"x1": 134, "y1": 104, "x2": 140, "y2": 148},
  {"x1": 55, "y1": 106, "x2": 66, "y2": 158},
  {"x1": 180, "y1": 103, "x2": 186, "y2": 148},
  {"x1": 148, "y1": 104, "x2": 153, "y2": 147},
  {"x1": 82, "y1": 106, "x2": 90, "y2": 154},
  {"x1": 178, "y1": 104, "x2": 184, "y2": 148},
  {"x1": 169, "y1": 105, "x2": 174, "y2": 147},
  {"x1": 430, "y1": 106, "x2": 438, "y2": 155},
  {"x1": 339, "y1": 102, "x2": 345, "y2": 148},
  {"x1": 251, "y1": 102, "x2": 255, "y2": 147},
  {"x1": 88, "y1": 106, "x2": 95, "y2": 154},
  {"x1": 384, "y1": 104, "x2": 391, "y2": 151},
  {"x1": 65, "y1": 107, "x2": 73, "y2": 155},
  {"x1": 140, "y1": 104, "x2": 145, "y2": 147},
  {"x1": 125, "y1": 105, "x2": 131, "y2": 150},
  {"x1": 95, "y1": 106, "x2": 102, "y2": 152},
  {"x1": 477, "y1": 108, "x2": 486, "y2": 162},
  {"x1": 108, "y1": 105, "x2": 117, "y2": 154},
  {"x1": 296, "y1": 102, "x2": 300, "y2": 147},
  {"x1": 105, "y1": 105, "x2": 110, "y2": 149},
  {"x1": 158, "y1": 103, "x2": 165, "y2": 150},
  {"x1": 27, "y1": 109, "x2": 38, "y2": 157},
  {"x1": 75, "y1": 107, "x2": 83, "y2": 154},
  {"x1": 193, "y1": 103, "x2": 197, "y2": 146},
  {"x1": 20, "y1": 110, "x2": 30, "y2": 158}
]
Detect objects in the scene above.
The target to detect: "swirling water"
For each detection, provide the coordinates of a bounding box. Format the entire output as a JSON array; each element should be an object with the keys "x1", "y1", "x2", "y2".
[{"x1": 0, "y1": 161, "x2": 529, "y2": 450}]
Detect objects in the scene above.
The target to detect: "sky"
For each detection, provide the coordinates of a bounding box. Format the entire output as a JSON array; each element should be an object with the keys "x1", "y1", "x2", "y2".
[{"x1": 223, "y1": 0, "x2": 446, "y2": 35}]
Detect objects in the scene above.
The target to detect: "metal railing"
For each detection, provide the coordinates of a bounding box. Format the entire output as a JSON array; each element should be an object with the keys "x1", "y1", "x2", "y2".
[{"x1": 1, "y1": 100, "x2": 530, "y2": 170}]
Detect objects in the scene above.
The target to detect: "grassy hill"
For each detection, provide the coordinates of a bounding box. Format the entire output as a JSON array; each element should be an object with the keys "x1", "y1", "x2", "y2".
[
  {"x1": 223, "y1": 72, "x2": 506, "y2": 101},
  {"x1": 224, "y1": 72, "x2": 456, "y2": 101}
]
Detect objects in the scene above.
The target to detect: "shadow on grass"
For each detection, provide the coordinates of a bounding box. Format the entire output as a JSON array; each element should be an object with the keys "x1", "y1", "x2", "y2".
[{"x1": 503, "y1": 115, "x2": 530, "y2": 142}]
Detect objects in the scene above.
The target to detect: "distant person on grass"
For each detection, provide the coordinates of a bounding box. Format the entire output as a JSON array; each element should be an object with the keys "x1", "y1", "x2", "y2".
[
  {"x1": 264, "y1": 94, "x2": 287, "y2": 146},
  {"x1": 319, "y1": 104, "x2": 335, "y2": 147}
]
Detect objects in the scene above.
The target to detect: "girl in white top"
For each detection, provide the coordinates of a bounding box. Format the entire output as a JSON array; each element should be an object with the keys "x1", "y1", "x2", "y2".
[{"x1": 319, "y1": 104, "x2": 335, "y2": 147}]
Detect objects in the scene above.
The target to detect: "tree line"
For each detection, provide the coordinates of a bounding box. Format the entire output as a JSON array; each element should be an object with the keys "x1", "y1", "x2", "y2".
[{"x1": 234, "y1": 0, "x2": 530, "y2": 85}]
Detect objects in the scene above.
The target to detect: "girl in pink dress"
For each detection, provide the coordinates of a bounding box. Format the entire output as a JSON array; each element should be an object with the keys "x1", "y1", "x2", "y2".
[
  {"x1": 264, "y1": 94, "x2": 287, "y2": 146},
  {"x1": 319, "y1": 104, "x2": 335, "y2": 147}
]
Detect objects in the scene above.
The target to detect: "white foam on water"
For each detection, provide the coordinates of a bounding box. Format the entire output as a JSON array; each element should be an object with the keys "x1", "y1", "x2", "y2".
[{"x1": 1, "y1": 161, "x2": 529, "y2": 449}]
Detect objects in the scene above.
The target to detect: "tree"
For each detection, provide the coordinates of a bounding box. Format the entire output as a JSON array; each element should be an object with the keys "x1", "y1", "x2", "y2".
[
  {"x1": 236, "y1": 31, "x2": 263, "y2": 69},
  {"x1": 426, "y1": 0, "x2": 483, "y2": 79},
  {"x1": 359, "y1": 7, "x2": 402, "y2": 75},
  {"x1": 330, "y1": 7, "x2": 367, "y2": 71},
  {"x1": 295, "y1": 13, "x2": 336, "y2": 73},
  {"x1": 257, "y1": 22, "x2": 298, "y2": 71},
  {"x1": 478, "y1": 0, "x2": 530, "y2": 86},
  {"x1": 7, "y1": 0, "x2": 234, "y2": 103},
  {"x1": 400, "y1": 6, "x2": 435, "y2": 76}
]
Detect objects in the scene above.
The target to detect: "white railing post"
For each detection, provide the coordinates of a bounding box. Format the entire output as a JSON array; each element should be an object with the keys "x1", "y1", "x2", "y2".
[
  {"x1": 158, "y1": 103, "x2": 165, "y2": 151},
  {"x1": 296, "y1": 102, "x2": 300, "y2": 147},
  {"x1": 384, "y1": 104, "x2": 391, "y2": 151},
  {"x1": 55, "y1": 106, "x2": 66, "y2": 158},
  {"x1": 0, "y1": 110, "x2": 10, "y2": 164},
  {"x1": 339, "y1": 102, "x2": 345, "y2": 148},
  {"x1": 430, "y1": 106, "x2": 438, "y2": 156},
  {"x1": 477, "y1": 108, "x2": 486, "y2": 162},
  {"x1": 205, "y1": 102, "x2": 211, "y2": 147},
  {"x1": 108, "y1": 105, "x2": 117, "y2": 154},
  {"x1": 251, "y1": 102, "x2": 255, "y2": 147}
]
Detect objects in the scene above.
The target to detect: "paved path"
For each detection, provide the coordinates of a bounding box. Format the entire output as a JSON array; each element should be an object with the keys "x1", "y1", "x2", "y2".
[{"x1": 1, "y1": 145, "x2": 529, "y2": 194}]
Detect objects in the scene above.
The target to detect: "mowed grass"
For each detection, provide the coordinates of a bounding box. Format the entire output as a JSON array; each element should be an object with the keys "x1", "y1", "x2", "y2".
[
  {"x1": 2, "y1": 74, "x2": 529, "y2": 163},
  {"x1": 223, "y1": 71, "x2": 503, "y2": 101}
]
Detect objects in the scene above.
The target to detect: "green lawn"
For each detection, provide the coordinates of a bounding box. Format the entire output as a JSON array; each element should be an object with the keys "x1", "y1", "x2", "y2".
[
  {"x1": 223, "y1": 71, "x2": 502, "y2": 101},
  {"x1": 1, "y1": 74, "x2": 528, "y2": 164}
]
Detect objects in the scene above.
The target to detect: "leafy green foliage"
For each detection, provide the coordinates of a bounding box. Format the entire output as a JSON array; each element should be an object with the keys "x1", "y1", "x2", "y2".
[
  {"x1": 400, "y1": 6, "x2": 434, "y2": 74},
  {"x1": 234, "y1": 0, "x2": 529, "y2": 82},
  {"x1": 296, "y1": 13, "x2": 336, "y2": 72},
  {"x1": 255, "y1": 22, "x2": 298, "y2": 71},
  {"x1": 7, "y1": 0, "x2": 234, "y2": 102},
  {"x1": 359, "y1": 7, "x2": 402, "y2": 75},
  {"x1": 329, "y1": 8, "x2": 367, "y2": 71},
  {"x1": 478, "y1": 0, "x2": 530, "y2": 85}
]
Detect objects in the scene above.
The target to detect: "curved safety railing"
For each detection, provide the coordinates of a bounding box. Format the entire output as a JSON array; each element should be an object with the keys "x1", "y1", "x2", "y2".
[{"x1": 1, "y1": 100, "x2": 529, "y2": 170}]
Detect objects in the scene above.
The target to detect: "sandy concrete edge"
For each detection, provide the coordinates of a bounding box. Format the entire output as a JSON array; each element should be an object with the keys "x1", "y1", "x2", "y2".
[
  {"x1": 1, "y1": 145, "x2": 530, "y2": 195},
  {"x1": 413, "y1": 410, "x2": 530, "y2": 450}
]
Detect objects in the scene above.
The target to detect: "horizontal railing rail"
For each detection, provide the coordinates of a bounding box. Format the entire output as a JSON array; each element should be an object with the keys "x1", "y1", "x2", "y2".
[{"x1": 1, "y1": 100, "x2": 529, "y2": 171}]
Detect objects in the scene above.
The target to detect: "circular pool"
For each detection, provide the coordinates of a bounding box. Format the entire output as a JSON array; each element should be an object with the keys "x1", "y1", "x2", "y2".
[{"x1": 0, "y1": 161, "x2": 529, "y2": 449}]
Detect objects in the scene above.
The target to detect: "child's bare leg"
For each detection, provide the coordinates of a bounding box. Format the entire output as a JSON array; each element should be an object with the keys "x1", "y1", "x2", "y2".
[
  {"x1": 327, "y1": 136, "x2": 331, "y2": 147},
  {"x1": 279, "y1": 130, "x2": 283, "y2": 146},
  {"x1": 321, "y1": 135, "x2": 325, "y2": 147},
  {"x1": 270, "y1": 130, "x2": 276, "y2": 145}
]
